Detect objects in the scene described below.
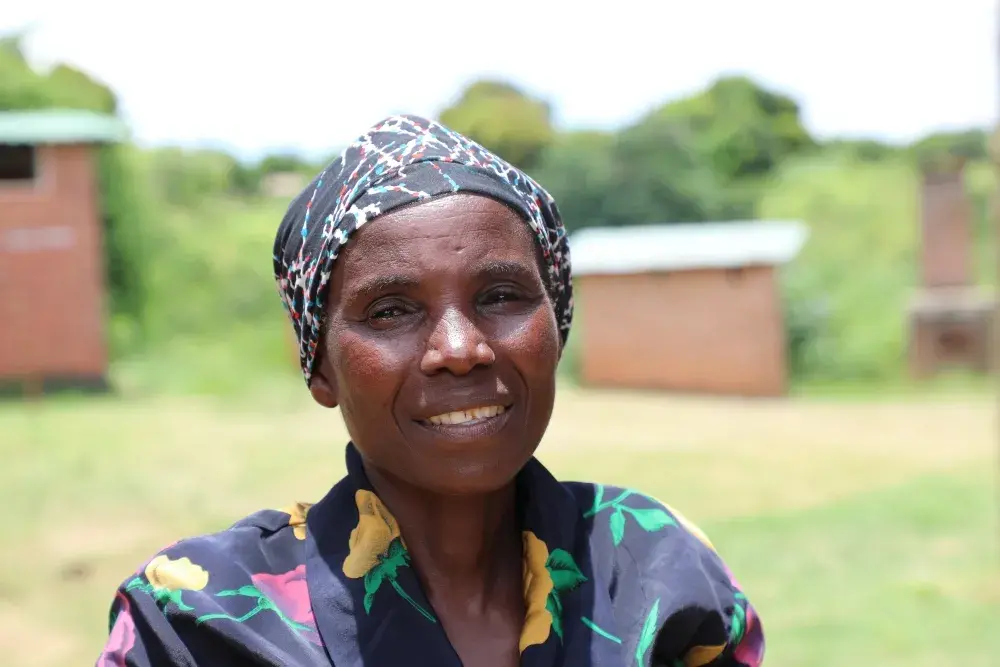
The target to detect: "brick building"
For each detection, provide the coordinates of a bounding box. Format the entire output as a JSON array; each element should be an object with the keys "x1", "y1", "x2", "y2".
[
  {"x1": 907, "y1": 162, "x2": 994, "y2": 377},
  {"x1": 0, "y1": 110, "x2": 124, "y2": 391},
  {"x1": 570, "y1": 221, "x2": 808, "y2": 397}
]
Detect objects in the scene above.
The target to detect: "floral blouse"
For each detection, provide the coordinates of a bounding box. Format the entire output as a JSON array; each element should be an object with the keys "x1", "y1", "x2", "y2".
[{"x1": 97, "y1": 445, "x2": 764, "y2": 666}]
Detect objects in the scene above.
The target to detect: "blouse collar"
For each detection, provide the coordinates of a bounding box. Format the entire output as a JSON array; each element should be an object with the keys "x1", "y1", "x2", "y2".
[{"x1": 304, "y1": 444, "x2": 622, "y2": 666}]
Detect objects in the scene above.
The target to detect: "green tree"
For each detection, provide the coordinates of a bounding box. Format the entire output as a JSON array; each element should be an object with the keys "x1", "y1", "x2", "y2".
[
  {"x1": 146, "y1": 148, "x2": 248, "y2": 207},
  {"x1": 822, "y1": 138, "x2": 900, "y2": 163},
  {"x1": 910, "y1": 129, "x2": 988, "y2": 169},
  {"x1": 531, "y1": 131, "x2": 616, "y2": 231},
  {"x1": 654, "y1": 75, "x2": 816, "y2": 182},
  {"x1": 439, "y1": 80, "x2": 555, "y2": 171},
  {"x1": 258, "y1": 153, "x2": 313, "y2": 176},
  {"x1": 605, "y1": 115, "x2": 730, "y2": 224},
  {"x1": 0, "y1": 34, "x2": 53, "y2": 109},
  {"x1": 533, "y1": 120, "x2": 728, "y2": 230},
  {"x1": 46, "y1": 64, "x2": 117, "y2": 113}
]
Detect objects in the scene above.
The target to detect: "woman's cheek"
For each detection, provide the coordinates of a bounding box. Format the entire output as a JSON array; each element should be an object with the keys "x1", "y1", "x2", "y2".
[{"x1": 499, "y1": 307, "x2": 560, "y2": 375}]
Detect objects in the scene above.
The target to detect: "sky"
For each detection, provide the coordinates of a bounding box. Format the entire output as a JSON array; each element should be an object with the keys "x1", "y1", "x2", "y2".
[{"x1": 3, "y1": 0, "x2": 997, "y2": 160}]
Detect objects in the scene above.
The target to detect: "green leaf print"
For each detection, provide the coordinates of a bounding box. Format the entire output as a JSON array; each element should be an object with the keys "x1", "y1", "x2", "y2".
[
  {"x1": 628, "y1": 507, "x2": 674, "y2": 532},
  {"x1": 124, "y1": 576, "x2": 194, "y2": 613},
  {"x1": 361, "y1": 538, "x2": 437, "y2": 623},
  {"x1": 546, "y1": 548, "x2": 588, "y2": 592},
  {"x1": 534, "y1": 547, "x2": 587, "y2": 644},
  {"x1": 610, "y1": 508, "x2": 626, "y2": 546},
  {"x1": 153, "y1": 587, "x2": 194, "y2": 612},
  {"x1": 124, "y1": 576, "x2": 145, "y2": 592},
  {"x1": 635, "y1": 598, "x2": 660, "y2": 666},
  {"x1": 195, "y1": 585, "x2": 312, "y2": 632},
  {"x1": 585, "y1": 484, "x2": 677, "y2": 546},
  {"x1": 362, "y1": 567, "x2": 385, "y2": 614},
  {"x1": 589, "y1": 484, "x2": 605, "y2": 515},
  {"x1": 581, "y1": 616, "x2": 623, "y2": 644},
  {"x1": 217, "y1": 585, "x2": 259, "y2": 598},
  {"x1": 546, "y1": 593, "x2": 564, "y2": 640},
  {"x1": 729, "y1": 592, "x2": 747, "y2": 645}
]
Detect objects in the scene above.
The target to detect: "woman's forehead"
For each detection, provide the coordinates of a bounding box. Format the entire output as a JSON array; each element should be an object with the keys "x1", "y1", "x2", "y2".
[{"x1": 338, "y1": 195, "x2": 538, "y2": 273}]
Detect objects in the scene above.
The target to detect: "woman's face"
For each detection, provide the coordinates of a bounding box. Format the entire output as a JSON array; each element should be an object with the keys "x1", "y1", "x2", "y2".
[{"x1": 312, "y1": 194, "x2": 560, "y2": 495}]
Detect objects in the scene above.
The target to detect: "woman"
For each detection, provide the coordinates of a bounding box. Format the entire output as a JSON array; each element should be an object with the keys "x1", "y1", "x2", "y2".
[{"x1": 97, "y1": 115, "x2": 764, "y2": 666}]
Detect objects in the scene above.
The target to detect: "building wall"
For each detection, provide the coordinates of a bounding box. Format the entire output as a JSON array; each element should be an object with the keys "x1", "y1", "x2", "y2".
[
  {"x1": 0, "y1": 144, "x2": 107, "y2": 381},
  {"x1": 908, "y1": 309, "x2": 994, "y2": 378},
  {"x1": 575, "y1": 266, "x2": 788, "y2": 396},
  {"x1": 920, "y1": 169, "x2": 973, "y2": 287}
]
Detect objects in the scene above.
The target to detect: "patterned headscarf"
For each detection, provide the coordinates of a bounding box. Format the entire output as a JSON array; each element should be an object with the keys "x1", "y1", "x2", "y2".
[{"x1": 273, "y1": 115, "x2": 573, "y2": 386}]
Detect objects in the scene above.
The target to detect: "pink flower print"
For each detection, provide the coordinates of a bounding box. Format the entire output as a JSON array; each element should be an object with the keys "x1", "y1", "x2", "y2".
[
  {"x1": 97, "y1": 592, "x2": 136, "y2": 667},
  {"x1": 734, "y1": 602, "x2": 765, "y2": 666},
  {"x1": 251, "y1": 565, "x2": 322, "y2": 645}
]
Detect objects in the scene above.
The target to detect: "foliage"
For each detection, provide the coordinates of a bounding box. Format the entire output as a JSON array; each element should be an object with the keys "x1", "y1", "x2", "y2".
[
  {"x1": 605, "y1": 115, "x2": 732, "y2": 223},
  {"x1": 909, "y1": 128, "x2": 989, "y2": 168},
  {"x1": 258, "y1": 153, "x2": 316, "y2": 177},
  {"x1": 143, "y1": 148, "x2": 246, "y2": 207},
  {"x1": 530, "y1": 131, "x2": 617, "y2": 230},
  {"x1": 439, "y1": 80, "x2": 555, "y2": 171},
  {"x1": 760, "y1": 154, "x2": 995, "y2": 382},
  {"x1": 533, "y1": 122, "x2": 729, "y2": 231},
  {"x1": 130, "y1": 196, "x2": 296, "y2": 393},
  {"x1": 96, "y1": 145, "x2": 154, "y2": 351},
  {"x1": 822, "y1": 138, "x2": 901, "y2": 163},
  {"x1": 533, "y1": 76, "x2": 817, "y2": 232},
  {"x1": 653, "y1": 76, "x2": 816, "y2": 182}
]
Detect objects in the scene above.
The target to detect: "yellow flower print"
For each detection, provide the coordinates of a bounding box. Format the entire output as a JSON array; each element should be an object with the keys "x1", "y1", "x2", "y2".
[
  {"x1": 341, "y1": 490, "x2": 435, "y2": 622},
  {"x1": 277, "y1": 501, "x2": 313, "y2": 540},
  {"x1": 342, "y1": 490, "x2": 401, "y2": 578},
  {"x1": 519, "y1": 531, "x2": 587, "y2": 653},
  {"x1": 520, "y1": 531, "x2": 555, "y2": 652},
  {"x1": 144, "y1": 555, "x2": 209, "y2": 592},
  {"x1": 683, "y1": 643, "x2": 726, "y2": 666}
]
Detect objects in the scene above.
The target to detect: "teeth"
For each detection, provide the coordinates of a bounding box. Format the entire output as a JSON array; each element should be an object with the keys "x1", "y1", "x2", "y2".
[{"x1": 426, "y1": 405, "x2": 506, "y2": 426}]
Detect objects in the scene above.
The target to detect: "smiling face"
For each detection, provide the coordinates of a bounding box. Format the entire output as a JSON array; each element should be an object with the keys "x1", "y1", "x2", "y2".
[{"x1": 310, "y1": 194, "x2": 561, "y2": 495}]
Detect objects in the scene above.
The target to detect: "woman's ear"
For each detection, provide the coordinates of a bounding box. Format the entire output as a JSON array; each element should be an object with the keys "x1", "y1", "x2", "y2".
[{"x1": 309, "y1": 362, "x2": 339, "y2": 409}]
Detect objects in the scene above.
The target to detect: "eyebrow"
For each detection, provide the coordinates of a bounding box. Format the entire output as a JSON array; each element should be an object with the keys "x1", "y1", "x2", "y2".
[
  {"x1": 347, "y1": 274, "x2": 421, "y2": 301},
  {"x1": 345, "y1": 259, "x2": 539, "y2": 302},
  {"x1": 475, "y1": 259, "x2": 537, "y2": 280}
]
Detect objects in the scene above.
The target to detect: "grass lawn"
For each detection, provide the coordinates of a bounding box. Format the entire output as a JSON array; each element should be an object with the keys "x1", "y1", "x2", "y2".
[{"x1": 1, "y1": 385, "x2": 996, "y2": 666}]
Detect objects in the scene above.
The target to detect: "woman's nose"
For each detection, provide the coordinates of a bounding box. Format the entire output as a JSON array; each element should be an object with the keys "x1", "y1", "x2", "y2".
[{"x1": 420, "y1": 309, "x2": 496, "y2": 376}]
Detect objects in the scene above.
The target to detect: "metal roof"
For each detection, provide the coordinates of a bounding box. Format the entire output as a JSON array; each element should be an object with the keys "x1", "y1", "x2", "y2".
[
  {"x1": 569, "y1": 220, "x2": 809, "y2": 276},
  {"x1": 0, "y1": 110, "x2": 127, "y2": 145}
]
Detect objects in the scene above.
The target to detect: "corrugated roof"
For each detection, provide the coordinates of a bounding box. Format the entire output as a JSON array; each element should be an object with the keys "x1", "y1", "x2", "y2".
[
  {"x1": 0, "y1": 110, "x2": 126, "y2": 145},
  {"x1": 569, "y1": 220, "x2": 809, "y2": 276}
]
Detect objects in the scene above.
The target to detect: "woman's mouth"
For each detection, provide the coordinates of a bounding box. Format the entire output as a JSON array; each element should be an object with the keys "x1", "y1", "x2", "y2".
[{"x1": 422, "y1": 405, "x2": 507, "y2": 426}]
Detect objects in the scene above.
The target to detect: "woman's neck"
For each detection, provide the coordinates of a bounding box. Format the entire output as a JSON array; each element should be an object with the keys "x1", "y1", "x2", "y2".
[{"x1": 364, "y1": 463, "x2": 523, "y2": 612}]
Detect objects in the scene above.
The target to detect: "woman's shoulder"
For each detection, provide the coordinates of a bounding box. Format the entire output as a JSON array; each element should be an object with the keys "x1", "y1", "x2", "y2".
[
  {"x1": 139, "y1": 500, "x2": 313, "y2": 575},
  {"x1": 561, "y1": 480, "x2": 735, "y2": 587},
  {"x1": 562, "y1": 481, "x2": 717, "y2": 554},
  {"x1": 562, "y1": 482, "x2": 765, "y2": 665},
  {"x1": 97, "y1": 502, "x2": 323, "y2": 665}
]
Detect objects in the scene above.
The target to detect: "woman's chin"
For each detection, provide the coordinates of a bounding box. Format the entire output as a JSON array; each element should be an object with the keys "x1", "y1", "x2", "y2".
[{"x1": 396, "y1": 432, "x2": 535, "y2": 496}]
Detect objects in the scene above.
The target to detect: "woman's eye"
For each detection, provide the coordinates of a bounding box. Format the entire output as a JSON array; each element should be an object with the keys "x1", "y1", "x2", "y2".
[
  {"x1": 368, "y1": 303, "x2": 406, "y2": 322},
  {"x1": 482, "y1": 287, "x2": 521, "y2": 306}
]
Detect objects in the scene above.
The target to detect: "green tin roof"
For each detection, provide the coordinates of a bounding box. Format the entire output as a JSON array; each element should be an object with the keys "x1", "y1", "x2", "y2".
[{"x1": 0, "y1": 110, "x2": 127, "y2": 145}]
